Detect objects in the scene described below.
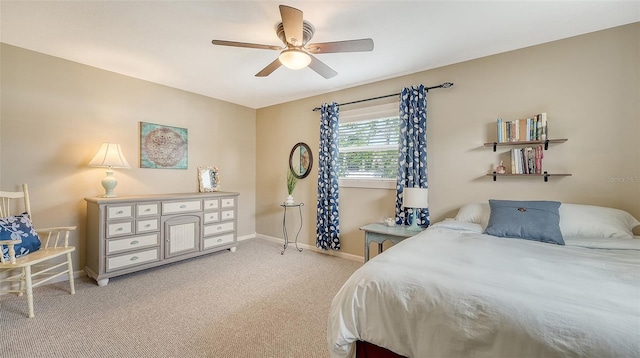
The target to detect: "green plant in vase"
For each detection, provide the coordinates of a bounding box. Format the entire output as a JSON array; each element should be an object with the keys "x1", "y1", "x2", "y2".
[{"x1": 286, "y1": 169, "x2": 298, "y2": 205}]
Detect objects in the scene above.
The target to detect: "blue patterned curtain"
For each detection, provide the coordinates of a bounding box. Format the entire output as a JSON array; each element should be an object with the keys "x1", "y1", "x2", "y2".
[
  {"x1": 316, "y1": 102, "x2": 341, "y2": 250},
  {"x1": 395, "y1": 85, "x2": 430, "y2": 226}
]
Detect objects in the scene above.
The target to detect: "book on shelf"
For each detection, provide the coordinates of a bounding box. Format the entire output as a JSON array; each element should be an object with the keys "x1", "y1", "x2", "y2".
[
  {"x1": 496, "y1": 112, "x2": 548, "y2": 143},
  {"x1": 509, "y1": 145, "x2": 544, "y2": 174}
]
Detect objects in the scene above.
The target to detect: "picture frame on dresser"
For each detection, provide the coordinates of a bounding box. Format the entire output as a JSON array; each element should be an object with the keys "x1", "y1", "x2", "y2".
[{"x1": 198, "y1": 166, "x2": 220, "y2": 192}]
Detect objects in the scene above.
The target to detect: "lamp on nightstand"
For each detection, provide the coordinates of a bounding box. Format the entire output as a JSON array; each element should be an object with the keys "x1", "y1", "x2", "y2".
[
  {"x1": 403, "y1": 187, "x2": 429, "y2": 231},
  {"x1": 89, "y1": 142, "x2": 130, "y2": 198}
]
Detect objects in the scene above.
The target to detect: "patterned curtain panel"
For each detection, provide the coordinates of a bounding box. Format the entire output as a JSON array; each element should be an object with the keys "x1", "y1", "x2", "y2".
[
  {"x1": 395, "y1": 85, "x2": 430, "y2": 226},
  {"x1": 316, "y1": 102, "x2": 341, "y2": 250}
]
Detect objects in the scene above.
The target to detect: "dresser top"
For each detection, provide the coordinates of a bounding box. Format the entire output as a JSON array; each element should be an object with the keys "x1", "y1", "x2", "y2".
[{"x1": 85, "y1": 191, "x2": 239, "y2": 204}]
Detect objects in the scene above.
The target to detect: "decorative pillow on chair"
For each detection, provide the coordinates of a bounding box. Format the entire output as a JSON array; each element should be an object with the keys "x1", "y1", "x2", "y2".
[
  {"x1": 0, "y1": 212, "x2": 42, "y2": 261},
  {"x1": 485, "y1": 200, "x2": 565, "y2": 245}
]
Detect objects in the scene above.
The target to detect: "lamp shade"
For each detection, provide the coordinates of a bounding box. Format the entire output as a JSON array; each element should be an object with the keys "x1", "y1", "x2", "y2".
[
  {"x1": 279, "y1": 49, "x2": 311, "y2": 70},
  {"x1": 89, "y1": 143, "x2": 130, "y2": 168},
  {"x1": 403, "y1": 187, "x2": 429, "y2": 208}
]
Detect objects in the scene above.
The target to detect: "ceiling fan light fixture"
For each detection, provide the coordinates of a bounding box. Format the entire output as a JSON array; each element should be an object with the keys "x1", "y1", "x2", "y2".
[{"x1": 279, "y1": 49, "x2": 311, "y2": 70}]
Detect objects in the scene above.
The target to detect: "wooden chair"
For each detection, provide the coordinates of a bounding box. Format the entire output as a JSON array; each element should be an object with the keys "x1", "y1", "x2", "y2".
[{"x1": 0, "y1": 183, "x2": 76, "y2": 318}]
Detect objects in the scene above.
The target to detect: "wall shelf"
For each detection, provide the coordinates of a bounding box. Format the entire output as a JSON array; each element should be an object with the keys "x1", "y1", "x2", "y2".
[
  {"x1": 484, "y1": 138, "x2": 568, "y2": 152},
  {"x1": 487, "y1": 172, "x2": 572, "y2": 182}
]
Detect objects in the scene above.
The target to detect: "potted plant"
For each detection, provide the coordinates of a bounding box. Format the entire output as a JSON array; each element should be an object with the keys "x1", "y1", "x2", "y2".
[{"x1": 286, "y1": 169, "x2": 298, "y2": 205}]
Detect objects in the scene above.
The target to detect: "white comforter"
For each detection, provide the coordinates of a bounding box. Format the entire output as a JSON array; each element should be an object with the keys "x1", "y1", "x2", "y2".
[{"x1": 327, "y1": 220, "x2": 640, "y2": 358}]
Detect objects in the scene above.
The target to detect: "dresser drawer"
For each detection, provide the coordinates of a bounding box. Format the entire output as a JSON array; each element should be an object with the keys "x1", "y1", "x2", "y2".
[
  {"x1": 106, "y1": 233, "x2": 159, "y2": 255},
  {"x1": 107, "y1": 205, "x2": 134, "y2": 220},
  {"x1": 106, "y1": 221, "x2": 134, "y2": 238},
  {"x1": 204, "y1": 199, "x2": 219, "y2": 210},
  {"x1": 203, "y1": 211, "x2": 220, "y2": 223},
  {"x1": 203, "y1": 233, "x2": 235, "y2": 250},
  {"x1": 204, "y1": 221, "x2": 235, "y2": 236},
  {"x1": 106, "y1": 248, "x2": 159, "y2": 272},
  {"x1": 221, "y1": 209, "x2": 235, "y2": 220},
  {"x1": 137, "y1": 218, "x2": 160, "y2": 233},
  {"x1": 221, "y1": 198, "x2": 235, "y2": 208},
  {"x1": 137, "y1": 203, "x2": 160, "y2": 217},
  {"x1": 162, "y1": 200, "x2": 201, "y2": 214}
]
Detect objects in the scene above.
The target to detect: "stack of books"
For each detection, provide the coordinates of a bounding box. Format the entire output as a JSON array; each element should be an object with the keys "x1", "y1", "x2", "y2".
[
  {"x1": 497, "y1": 113, "x2": 548, "y2": 143},
  {"x1": 510, "y1": 145, "x2": 544, "y2": 174}
]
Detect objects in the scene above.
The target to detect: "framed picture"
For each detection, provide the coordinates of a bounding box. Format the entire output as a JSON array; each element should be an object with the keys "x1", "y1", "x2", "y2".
[
  {"x1": 140, "y1": 122, "x2": 188, "y2": 169},
  {"x1": 198, "y1": 166, "x2": 220, "y2": 192}
]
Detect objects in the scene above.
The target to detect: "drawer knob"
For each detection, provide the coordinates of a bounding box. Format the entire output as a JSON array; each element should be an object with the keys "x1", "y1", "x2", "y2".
[
  {"x1": 145, "y1": 224, "x2": 151, "y2": 228},
  {"x1": 217, "y1": 238, "x2": 222, "y2": 243},
  {"x1": 130, "y1": 240, "x2": 139, "y2": 245},
  {"x1": 130, "y1": 256, "x2": 139, "y2": 261},
  {"x1": 180, "y1": 205, "x2": 186, "y2": 208},
  {"x1": 116, "y1": 227, "x2": 123, "y2": 231},
  {"x1": 217, "y1": 226, "x2": 222, "y2": 231},
  {"x1": 145, "y1": 208, "x2": 151, "y2": 212},
  {"x1": 117, "y1": 210, "x2": 124, "y2": 214}
]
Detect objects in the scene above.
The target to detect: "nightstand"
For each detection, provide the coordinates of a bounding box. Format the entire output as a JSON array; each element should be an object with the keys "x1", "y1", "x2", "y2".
[{"x1": 360, "y1": 223, "x2": 426, "y2": 262}]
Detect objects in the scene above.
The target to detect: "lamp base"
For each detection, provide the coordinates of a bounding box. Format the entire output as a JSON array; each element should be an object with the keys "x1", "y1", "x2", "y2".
[
  {"x1": 101, "y1": 169, "x2": 118, "y2": 198},
  {"x1": 407, "y1": 210, "x2": 422, "y2": 231}
]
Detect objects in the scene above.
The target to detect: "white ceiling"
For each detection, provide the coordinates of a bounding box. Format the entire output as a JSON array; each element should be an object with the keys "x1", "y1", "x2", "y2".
[{"x1": 1, "y1": 1, "x2": 638, "y2": 109}]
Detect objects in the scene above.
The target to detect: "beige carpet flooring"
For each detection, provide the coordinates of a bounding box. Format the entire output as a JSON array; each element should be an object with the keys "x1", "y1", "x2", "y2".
[{"x1": 0, "y1": 238, "x2": 362, "y2": 357}]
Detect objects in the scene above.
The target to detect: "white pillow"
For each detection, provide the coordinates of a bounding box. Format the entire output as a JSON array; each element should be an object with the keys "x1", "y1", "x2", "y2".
[
  {"x1": 430, "y1": 218, "x2": 484, "y2": 233},
  {"x1": 559, "y1": 203, "x2": 640, "y2": 239},
  {"x1": 454, "y1": 203, "x2": 490, "y2": 230}
]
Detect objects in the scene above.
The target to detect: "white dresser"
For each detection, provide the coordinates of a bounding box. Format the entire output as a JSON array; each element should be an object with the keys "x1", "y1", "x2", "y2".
[{"x1": 85, "y1": 192, "x2": 239, "y2": 286}]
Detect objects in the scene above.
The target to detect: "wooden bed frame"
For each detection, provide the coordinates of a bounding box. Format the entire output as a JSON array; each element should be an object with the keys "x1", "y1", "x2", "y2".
[{"x1": 356, "y1": 341, "x2": 406, "y2": 358}]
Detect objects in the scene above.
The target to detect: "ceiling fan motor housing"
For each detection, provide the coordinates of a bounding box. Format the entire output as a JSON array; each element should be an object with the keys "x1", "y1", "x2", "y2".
[{"x1": 276, "y1": 20, "x2": 315, "y2": 47}]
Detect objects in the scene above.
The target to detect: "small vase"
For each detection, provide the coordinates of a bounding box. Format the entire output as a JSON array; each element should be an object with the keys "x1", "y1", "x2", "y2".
[{"x1": 286, "y1": 195, "x2": 295, "y2": 205}]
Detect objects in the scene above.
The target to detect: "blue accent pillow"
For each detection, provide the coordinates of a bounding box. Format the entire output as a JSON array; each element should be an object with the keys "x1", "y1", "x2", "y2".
[
  {"x1": 0, "y1": 212, "x2": 42, "y2": 261},
  {"x1": 485, "y1": 200, "x2": 565, "y2": 245}
]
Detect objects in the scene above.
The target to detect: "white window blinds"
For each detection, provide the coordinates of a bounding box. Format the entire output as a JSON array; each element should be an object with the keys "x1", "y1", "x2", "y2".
[{"x1": 338, "y1": 103, "x2": 399, "y2": 180}]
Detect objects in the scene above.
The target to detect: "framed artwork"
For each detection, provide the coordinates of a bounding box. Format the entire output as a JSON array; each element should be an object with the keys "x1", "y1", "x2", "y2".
[
  {"x1": 197, "y1": 166, "x2": 220, "y2": 192},
  {"x1": 140, "y1": 122, "x2": 188, "y2": 169}
]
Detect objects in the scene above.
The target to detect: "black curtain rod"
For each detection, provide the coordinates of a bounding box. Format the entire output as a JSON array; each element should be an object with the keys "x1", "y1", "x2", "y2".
[{"x1": 311, "y1": 82, "x2": 453, "y2": 112}]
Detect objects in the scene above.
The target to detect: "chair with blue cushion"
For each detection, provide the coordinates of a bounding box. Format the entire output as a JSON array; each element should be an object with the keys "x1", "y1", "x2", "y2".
[{"x1": 0, "y1": 183, "x2": 76, "y2": 318}]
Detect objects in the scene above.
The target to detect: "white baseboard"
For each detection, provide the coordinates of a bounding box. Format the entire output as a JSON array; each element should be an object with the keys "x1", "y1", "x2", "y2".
[
  {"x1": 237, "y1": 233, "x2": 256, "y2": 241},
  {"x1": 255, "y1": 233, "x2": 364, "y2": 263}
]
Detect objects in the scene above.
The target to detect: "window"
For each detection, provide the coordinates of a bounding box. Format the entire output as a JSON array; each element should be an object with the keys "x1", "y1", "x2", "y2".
[{"x1": 338, "y1": 103, "x2": 399, "y2": 189}]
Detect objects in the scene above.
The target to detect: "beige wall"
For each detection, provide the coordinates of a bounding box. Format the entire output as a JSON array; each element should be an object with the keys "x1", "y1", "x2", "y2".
[
  {"x1": 0, "y1": 44, "x2": 257, "y2": 270},
  {"x1": 1, "y1": 23, "x2": 638, "y2": 268},
  {"x1": 256, "y1": 23, "x2": 640, "y2": 259}
]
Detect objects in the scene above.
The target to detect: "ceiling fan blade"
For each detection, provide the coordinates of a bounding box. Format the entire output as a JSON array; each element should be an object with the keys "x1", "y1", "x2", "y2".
[
  {"x1": 306, "y1": 38, "x2": 374, "y2": 54},
  {"x1": 255, "y1": 58, "x2": 282, "y2": 77},
  {"x1": 308, "y1": 54, "x2": 338, "y2": 79},
  {"x1": 279, "y1": 5, "x2": 304, "y2": 46},
  {"x1": 211, "y1": 40, "x2": 282, "y2": 51}
]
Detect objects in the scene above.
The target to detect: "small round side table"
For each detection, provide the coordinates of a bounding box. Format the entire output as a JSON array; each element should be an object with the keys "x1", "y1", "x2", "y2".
[{"x1": 280, "y1": 202, "x2": 304, "y2": 254}]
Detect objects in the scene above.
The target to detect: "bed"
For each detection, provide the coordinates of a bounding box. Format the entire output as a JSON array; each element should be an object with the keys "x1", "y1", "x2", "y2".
[{"x1": 328, "y1": 201, "x2": 640, "y2": 358}]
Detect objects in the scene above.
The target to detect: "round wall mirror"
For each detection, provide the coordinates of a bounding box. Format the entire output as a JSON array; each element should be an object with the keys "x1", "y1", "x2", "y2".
[{"x1": 289, "y1": 142, "x2": 313, "y2": 179}]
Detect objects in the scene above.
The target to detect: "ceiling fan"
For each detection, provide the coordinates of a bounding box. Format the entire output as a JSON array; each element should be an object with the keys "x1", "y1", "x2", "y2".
[{"x1": 211, "y1": 5, "x2": 374, "y2": 79}]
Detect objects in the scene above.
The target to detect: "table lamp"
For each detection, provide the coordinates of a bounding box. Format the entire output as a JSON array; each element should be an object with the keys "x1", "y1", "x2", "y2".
[
  {"x1": 89, "y1": 142, "x2": 130, "y2": 197},
  {"x1": 403, "y1": 187, "x2": 428, "y2": 231}
]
